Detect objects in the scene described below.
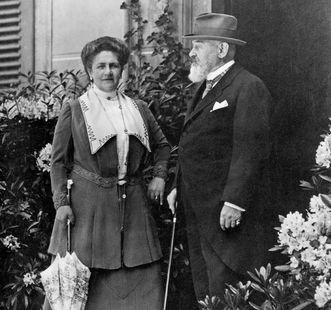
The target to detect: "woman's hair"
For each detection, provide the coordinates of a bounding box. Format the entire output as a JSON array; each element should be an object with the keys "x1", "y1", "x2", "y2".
[{"x1": 81, "y1": 36, "x2": 130, "y2": 74}]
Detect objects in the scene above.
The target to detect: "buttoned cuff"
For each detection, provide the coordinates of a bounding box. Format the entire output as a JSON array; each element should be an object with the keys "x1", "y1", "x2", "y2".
[
  {"x1": 53, "y1": 192, "x2": 69, "y2": 210},
  {"x1": 153, "y1": 160, "x2": 168, "y2": 180}
]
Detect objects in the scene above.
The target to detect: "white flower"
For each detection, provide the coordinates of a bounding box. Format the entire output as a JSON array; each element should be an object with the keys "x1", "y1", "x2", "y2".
[
  {"x1": 290, "y1": 256, "x2": 299, "y2": 268},
  {"x1": 36, "y1": 143, "x2": 52, "y2": 172},
  {"x1": 314, "y1": 280, "x2": 331, "y2": 308},
  {"x1": 309, "y1": 195, "x2": 328, "y2": 214},
  {"x1": 300, "y1": 246, "x2": 317, "y2": 267},
  {"x1": 278, "y1": 197, "x2": 331, "y2": 281},
  {"x1": 316, "y1": 134, "x2": 331, "y2": 168},
  {"x1": 307, "y1": 197, "x2": 331, "y2": 235},
  {"x1": 1, "y1": 235, "x2": 20, "y2": 251},
  {"x1": 310, "y1": 245, "x2": 331, "y2": 277},
  {"x1": 23, "y1": 272, "x2": 37, "y2": 287},
  {"x1": 278, "y1": 211, "x2": 310, "y2": 254},
  {"x1": 0, "y1": 95, "x2": 62, "y2": 121}
]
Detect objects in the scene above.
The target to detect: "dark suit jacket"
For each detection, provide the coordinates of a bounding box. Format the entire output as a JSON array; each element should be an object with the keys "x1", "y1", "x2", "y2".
[{"x1": 177, "y1": 63, "x2": 275, "y2": 274}]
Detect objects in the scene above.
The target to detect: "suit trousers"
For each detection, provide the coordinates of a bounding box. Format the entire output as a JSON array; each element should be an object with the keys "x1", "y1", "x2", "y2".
[{"x1": 182, "y1": 185, "x2": 246, "y2": 307}]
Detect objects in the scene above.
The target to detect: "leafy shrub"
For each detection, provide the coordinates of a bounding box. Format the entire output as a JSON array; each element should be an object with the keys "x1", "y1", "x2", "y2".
[
  {"x1": 121, "y1": 0, "x2": 192, "y2": 145},
  {"x1": 0, "y1": 71, "x2": 85, "y2": 309},
  {"x1": 199, "y1": 125, "x2": 331, "y2": 310}
]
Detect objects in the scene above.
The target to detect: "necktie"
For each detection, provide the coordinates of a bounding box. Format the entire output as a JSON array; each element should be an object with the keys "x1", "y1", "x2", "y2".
[
  {"x1": 201, "y1": 67, "x2": 231, "y2": 99},
  {"x1": 202, "y1": 79, "x2": 213, "y2": 98}
]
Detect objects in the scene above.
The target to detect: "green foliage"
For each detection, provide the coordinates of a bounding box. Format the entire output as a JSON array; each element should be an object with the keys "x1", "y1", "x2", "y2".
[
  {"x1": 200, "y1": 264, "x2": 317, "y2": 310},
  {"x1": 0, "y1": 71, "x2": 85, "y2": 310},
  {"x1": 121, "y1": 0, "x2": 191, "y2": 145}
]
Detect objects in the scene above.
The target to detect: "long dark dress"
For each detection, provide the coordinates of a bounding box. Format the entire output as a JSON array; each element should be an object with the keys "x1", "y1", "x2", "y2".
[{"x1": 44, "y1": 94, "x2": 170, "y2": 309}]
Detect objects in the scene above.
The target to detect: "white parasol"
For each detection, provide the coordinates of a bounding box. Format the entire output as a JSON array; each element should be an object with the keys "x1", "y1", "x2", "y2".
[{"x1": 40, "y1": 180, "x2": 91, "y2": 310}]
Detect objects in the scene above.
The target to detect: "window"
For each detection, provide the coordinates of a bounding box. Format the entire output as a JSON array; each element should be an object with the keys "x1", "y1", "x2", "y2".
[{"x1": 0, "y1": 0, "x2": 21, "y2": 89}]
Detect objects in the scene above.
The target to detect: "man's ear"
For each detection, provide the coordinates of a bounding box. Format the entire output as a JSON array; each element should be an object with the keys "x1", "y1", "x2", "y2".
[{"x1": 218, "y1": 42, "x2": 229, "y2": 59}]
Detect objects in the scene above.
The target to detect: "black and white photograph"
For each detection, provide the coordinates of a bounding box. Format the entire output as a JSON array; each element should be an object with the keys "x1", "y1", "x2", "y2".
[{"x1": 0, "y1": 1, "x2": 330, "y2": 309}]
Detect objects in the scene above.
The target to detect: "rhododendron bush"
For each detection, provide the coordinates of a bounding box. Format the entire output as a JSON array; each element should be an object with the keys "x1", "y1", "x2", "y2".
[
  {"x1": 200, "y1": 125, "x2": 331, "y2": 310},
  {"x1": 0, "y1": 71, "x2": 85, "y2": 309}
]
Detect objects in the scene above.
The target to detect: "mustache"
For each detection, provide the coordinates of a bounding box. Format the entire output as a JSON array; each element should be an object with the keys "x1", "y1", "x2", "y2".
[
  {"x1": 190, "y1": 57, "x2": 199, "y2": 64},
  {"x1": 190, "y1": 60, "x2": 201, "y2": 67}
]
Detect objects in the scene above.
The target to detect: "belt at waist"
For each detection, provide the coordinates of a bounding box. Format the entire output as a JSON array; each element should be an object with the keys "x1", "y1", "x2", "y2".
[{"x1": 71, "y1": 165, "x2": 143, "y2": 188}]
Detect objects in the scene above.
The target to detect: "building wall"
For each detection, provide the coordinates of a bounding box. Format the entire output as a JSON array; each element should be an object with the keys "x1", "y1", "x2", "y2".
[
  {"x1": 34, "y1": 0, "x2": 127, "y2": 73},
  {"x1": 33, "y1": 0, "x2": 218, "y2": 73},
  {"x1": 53, "y1": 0, "x2": 127, "y2": 72},
  {"x1": 2, "y1": 0, "x2": 225, "y2": 87},
  {"x1": 20, "y1": 0, "x2": 34, "y2": 75}
]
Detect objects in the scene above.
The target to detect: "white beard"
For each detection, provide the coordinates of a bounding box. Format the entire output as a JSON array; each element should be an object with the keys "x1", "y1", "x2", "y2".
[{"x1": 188, "y1": 63, "x2": 208, "y2": 83}]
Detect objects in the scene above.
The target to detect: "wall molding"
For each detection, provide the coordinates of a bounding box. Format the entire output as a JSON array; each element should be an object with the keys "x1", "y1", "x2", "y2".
[{"x1": 34, "y1": 0, "x2": 52, "y2": 71}]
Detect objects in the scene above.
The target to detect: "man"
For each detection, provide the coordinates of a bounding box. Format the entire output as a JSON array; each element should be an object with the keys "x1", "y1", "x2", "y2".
[{"x1": 167, "y1": 13, "x2": 274, "y2": 306}]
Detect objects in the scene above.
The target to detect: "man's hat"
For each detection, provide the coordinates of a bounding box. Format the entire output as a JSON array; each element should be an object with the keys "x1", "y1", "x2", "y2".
[{"x1": 183, "y1": 13, "x2": 246, "y2": 46}]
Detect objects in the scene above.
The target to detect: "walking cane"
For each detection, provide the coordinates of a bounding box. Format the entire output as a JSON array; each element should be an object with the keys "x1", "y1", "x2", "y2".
[
  {"x1": 163, "y1": 202, "x2": 177, "y2": 310},
  {"x1": 66, "y1": 179, "x2": 73, "y2": 252}
]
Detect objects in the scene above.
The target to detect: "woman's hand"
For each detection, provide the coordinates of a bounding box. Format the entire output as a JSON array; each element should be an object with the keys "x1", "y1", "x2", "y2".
[
  {"x1": 148, "y1": 177, "x2": 165, "y2": 205},
  {"x1": 56, "y1": 205, "x2": 75, "y2": 224}
]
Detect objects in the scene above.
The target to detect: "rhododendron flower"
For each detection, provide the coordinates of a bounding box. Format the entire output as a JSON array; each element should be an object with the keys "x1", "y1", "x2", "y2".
[
  {"x1": 316, "y1": 134, "x2": 331, "y2": 168},
  {"x1": 23, "y1": 272, "x2": 37, "y2": 287},
  {"x1": 1, "y1": 235, "x2": 20, "y2": 251},
  {"x1": 315, "y1": 280, "x2": 331, "y2": 308},
  {"x1": 36, "y1": 143, "x2": 52, "y2": 172}
]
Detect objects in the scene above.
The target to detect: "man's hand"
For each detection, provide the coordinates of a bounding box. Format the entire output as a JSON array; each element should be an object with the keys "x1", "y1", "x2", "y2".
[
  {"x1": 56, "y1": 205, "x2": 75, "y2": 224},
  {"x1": 167, "y1": 188, "x2": 177, "y2": 214},
  {"x1": 148, "y1": 177, "x2": 165, "y2": 205},
  {"x1": 220, "y1": 203, "x2": 242, "y2": 231}
]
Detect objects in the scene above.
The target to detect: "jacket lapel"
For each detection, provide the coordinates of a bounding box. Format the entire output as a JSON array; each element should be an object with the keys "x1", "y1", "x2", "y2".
[
  {"x1": 184, "y1": 82, "x2": 204, "y2": 122},
  {"x1": 183, "y1": 63, "x2": 244, "y2": 129}
]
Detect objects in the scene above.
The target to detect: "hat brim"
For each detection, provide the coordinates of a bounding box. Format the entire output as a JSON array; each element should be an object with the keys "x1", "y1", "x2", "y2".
[{"x1": 183, "y1": 34, "x2": 246, "y2": 46}]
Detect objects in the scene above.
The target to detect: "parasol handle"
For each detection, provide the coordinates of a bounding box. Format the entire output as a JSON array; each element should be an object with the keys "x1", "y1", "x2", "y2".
[{"x1": 66, "y1": 179, "x2": 73, "y2": 253}]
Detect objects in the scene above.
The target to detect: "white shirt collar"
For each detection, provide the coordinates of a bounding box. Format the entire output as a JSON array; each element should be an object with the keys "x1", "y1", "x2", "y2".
[
  {"x1": 92, "y1": 84, "x2": 117, "y2": 100},
  {"x1": 206, "y1": 60, "x2": 235, "y2": 81}
]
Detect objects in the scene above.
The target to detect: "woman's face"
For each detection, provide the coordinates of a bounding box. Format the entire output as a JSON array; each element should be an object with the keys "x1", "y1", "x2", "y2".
[{"x1": 88, "y1": 50, "x2": 122, "y2": 92}]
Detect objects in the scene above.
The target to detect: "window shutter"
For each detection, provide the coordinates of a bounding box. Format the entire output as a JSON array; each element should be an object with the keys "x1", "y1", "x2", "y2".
[{"x1": 0, "y1": 0, "x2": 21, "y2": 89}]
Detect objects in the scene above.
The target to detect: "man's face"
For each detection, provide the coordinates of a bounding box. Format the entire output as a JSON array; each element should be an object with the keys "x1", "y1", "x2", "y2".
[{"x1": 188, "y1": 40, "x2": 220, "y2": 83}]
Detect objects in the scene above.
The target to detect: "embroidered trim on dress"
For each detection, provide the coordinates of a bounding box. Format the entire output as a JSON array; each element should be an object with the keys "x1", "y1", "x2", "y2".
[
  {"x1": 153, "y1": 160, "x2": 168, "y2": 180},
  {"x1": 53, "y1": 192, "x2": 69, "y2": 210}
]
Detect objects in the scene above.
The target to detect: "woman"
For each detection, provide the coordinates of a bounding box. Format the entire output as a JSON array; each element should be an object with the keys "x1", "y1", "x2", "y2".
[{"x1": 45, "y1": 36, "x2": 170, "y2": 309}]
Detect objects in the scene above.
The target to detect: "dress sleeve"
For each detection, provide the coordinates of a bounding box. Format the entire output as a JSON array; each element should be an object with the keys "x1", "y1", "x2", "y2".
[
  {"x1": 50, "y1": 102, "x2": 73, "y2": 209},
  {"x1": 140, "y1": 101, "x2": 171, "y2": 180}
]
